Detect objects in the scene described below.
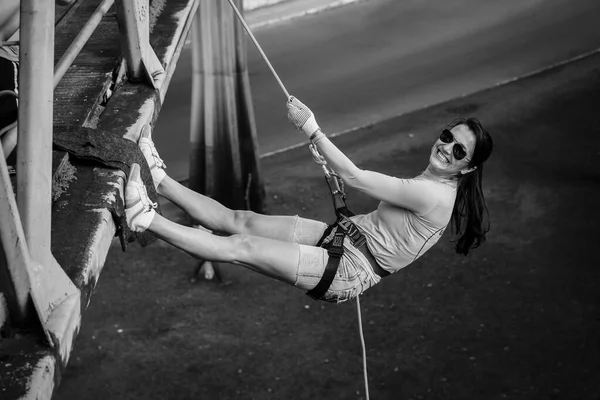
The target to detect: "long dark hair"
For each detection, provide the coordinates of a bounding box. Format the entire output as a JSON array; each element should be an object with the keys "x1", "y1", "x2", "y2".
[{"x1": 448, "y1": 118, "x2": 494, "y2": 255}]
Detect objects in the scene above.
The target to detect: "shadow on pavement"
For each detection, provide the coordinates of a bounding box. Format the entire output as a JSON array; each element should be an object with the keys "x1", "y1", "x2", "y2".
[{"x1": 56, "y1": 52, "x2": 600, "y2": 399}]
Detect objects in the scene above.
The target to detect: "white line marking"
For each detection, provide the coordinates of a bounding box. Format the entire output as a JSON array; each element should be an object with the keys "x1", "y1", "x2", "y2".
[
  {"x1": 261, "y1": 46, "x2": 600, "y2": 159},
  {"x1": 250, "y1": 0, "x2": 365, "y2": 30}
]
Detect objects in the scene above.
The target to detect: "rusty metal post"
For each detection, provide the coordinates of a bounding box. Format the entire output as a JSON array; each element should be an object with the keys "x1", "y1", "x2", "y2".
[
  {"x1": 0, "y1": 136, "x2": 33, "y2": 324},
  {"x1": 115, "y1": 0, "x2": 147, "y2": 81},
  {"x1": 17, "y1": 0, "x2": 55, "y2": 265},
  {"x1": 114, "y1": 0, "x2": 164, "y2": 89},
  {"x1": 231, "y1": 0, "x2": 265, "y2": 211},
  {"x1": 189, "y1": 7, "x2": 210, "y2": 196},
  {"x1": 189, "y1": 0, "x2": 264, "y2": 210},
  {"x1": 12, "y1": 0, "x2": 80, "y2": 346}
]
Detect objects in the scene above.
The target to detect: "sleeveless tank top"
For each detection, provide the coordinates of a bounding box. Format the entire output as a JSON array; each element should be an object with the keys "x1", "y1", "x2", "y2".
[{"x1": 351, "y1": 176, "x2": 457, "y2": 273}]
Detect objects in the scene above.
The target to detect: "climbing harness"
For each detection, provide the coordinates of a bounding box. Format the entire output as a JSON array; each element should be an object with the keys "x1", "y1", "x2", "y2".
[
  {"x1": 225, "y1": 1, "x2": 378, "y2": 397},
  {"x1": 225, "y1": 0, "x2": 290, "y2": 99},
  {"x1": 306, "y1": 142, "x2": 387, "y2": 400},
  {"x1": 305, "y1": 143, "x2": 390, "y2": 301},
  {"x1": 226, "y1": 0, "x2": 389, "y2": 299}
]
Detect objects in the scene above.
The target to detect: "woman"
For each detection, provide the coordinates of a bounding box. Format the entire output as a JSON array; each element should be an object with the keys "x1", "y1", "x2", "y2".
[{"x1": 125, "y1": 97, "x2": 494, "y2": 303}]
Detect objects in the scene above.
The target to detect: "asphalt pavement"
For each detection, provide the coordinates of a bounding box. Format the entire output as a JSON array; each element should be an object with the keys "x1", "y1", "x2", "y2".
[
  {"x1": 154, "y1": 0, "x2": 600, "y2": 181},
  {"x1": 55, "y1": 43, "x2": 600, "y2": 400}
]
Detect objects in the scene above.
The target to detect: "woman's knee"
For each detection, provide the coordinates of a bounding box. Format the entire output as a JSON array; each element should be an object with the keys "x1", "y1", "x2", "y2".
[
  {"x1": 227, "y1": 233, "x2": 257, "y2": 262},
  {"x1": 231, "y1": 209, "x2": 259, "y2": 233}
]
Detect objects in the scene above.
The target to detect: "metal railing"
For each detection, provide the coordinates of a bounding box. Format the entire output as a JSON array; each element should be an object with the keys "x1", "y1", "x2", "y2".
[
  {"x1": 0, "y1": 0, "x2": 165, "y2": 343},
  {"x1": 54, "y1": 0, "x2": 116, "y2": 88},
  {"x1": 1, "y1": 0, "x2": 257, "y2": 360}
]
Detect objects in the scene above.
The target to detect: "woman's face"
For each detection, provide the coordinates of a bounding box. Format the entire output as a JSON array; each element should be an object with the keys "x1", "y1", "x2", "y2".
[{"x1": 428, "y1": 124, "x2": 476, "y2": 178}]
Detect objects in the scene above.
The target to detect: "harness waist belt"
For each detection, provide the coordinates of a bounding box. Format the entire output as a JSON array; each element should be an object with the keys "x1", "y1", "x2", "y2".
[
  {"x1": 306, "y1": 218, "x2": 389, "y2": 301},
  {"x1": 356, "y1": 241, "x2": 390, "y2": 278}
]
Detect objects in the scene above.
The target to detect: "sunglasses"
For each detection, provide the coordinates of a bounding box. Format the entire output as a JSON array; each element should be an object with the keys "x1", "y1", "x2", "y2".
[{"x1": 439, "y1": 129, "x2": 471, "y2": 162}]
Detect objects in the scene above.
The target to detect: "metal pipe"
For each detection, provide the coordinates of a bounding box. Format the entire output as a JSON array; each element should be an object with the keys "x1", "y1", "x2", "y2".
[
  {"x1": 0, "y1": 92, "x2": 32, "y2": 324},
  {"x1": 17, "y1": 0, "x2": 55, "y2": 264},
  {"x1": 54, "y1": 0, "x2": 115, "y2": 88},
  {"x1": 115, "y1": 0, "x2": 149, "y2": 82},
  {"x1": 188, "y1": 8, "x2": 208, "y2": 194}
]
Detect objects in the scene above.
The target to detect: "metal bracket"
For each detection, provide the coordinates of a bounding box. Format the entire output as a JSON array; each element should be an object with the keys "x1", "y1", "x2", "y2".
[
  {"x1": 115, "y1": 0, "x2": 165, "y2": 90},
  {"x1": 0, "y1": 141, "x2": 80, "y2": 352}
]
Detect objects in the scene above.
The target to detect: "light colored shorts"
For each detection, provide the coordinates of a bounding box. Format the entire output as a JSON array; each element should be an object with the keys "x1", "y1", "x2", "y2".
[{"x1": 290, "y1": 216, "x2": 382, "y2": 304}]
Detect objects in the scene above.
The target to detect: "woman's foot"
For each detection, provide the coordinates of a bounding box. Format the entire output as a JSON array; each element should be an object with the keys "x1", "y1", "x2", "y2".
[
  {"x1": 125, "y1": 163, "x2": 157, "y2": 232},
  {"x1": 138, "y1": 124, "x2": 166, "y2": 190}
]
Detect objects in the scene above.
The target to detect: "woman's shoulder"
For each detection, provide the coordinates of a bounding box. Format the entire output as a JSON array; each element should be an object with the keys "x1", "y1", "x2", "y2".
[
  {"x1": 408, "y1": 175, "x2": 456, "y2": 216},
  {"x1": 411, "y1": 175, "x2": 456, "y2": 194}
]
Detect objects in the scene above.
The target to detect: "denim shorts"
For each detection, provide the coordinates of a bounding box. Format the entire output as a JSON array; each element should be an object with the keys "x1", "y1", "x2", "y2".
[{"x1": 291, "y1": 216, "x2": 381, "y2": 304}]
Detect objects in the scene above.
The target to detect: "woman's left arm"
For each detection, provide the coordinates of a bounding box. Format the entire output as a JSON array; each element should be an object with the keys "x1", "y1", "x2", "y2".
[
  {"x1": 286, "y1": 98, "x2": 436, "y2": 214},
  {"x1": 314, "y1": 134, "x2": 436, "y2": 213}
]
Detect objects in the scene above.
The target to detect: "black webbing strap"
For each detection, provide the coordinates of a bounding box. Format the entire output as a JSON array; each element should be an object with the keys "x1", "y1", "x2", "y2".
[
  {"x1": 306, "y1": 226, "x2": 345, "y2": 300},
  {"x1": 306, "y1": 175, "x2": 390, "y2": 300}
]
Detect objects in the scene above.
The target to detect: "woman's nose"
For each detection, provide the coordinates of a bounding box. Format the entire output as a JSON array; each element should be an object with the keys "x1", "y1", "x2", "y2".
[{"x1": 441, "y1": 143, "x2": 453, "y2": 155}]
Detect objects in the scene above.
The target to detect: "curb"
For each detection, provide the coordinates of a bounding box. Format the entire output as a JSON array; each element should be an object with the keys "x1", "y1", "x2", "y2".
[
  {"x1": 247, "y1": 0, "x2": 365, "y2": 29},
  {"x1": 244, "y1": 0, "x2": 288, "y2": 11}
]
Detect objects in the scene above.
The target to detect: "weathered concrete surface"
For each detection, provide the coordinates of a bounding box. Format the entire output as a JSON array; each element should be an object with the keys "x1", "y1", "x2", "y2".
[
  {"x1": 0, "y1": 0, "x2": 199, "y2": 398},
  {"x1": 54, "y1": 43, "x2": 600, "y2": 399}
]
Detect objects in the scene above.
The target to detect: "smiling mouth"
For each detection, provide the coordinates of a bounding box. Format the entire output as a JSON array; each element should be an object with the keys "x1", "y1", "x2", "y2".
[{"x1": 436, "y1": 149, "x2": 449, "y2": 163}]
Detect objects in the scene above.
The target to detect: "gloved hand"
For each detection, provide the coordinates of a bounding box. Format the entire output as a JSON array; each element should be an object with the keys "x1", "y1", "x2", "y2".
[{"x1": 286, "y1": 96, "x2": 321, "y2": 138}]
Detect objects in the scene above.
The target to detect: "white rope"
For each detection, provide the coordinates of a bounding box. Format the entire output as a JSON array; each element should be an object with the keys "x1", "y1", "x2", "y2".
[
  {"x1": 225, "y1": 0, "x2": 291, "y2": 99},
  {"x1": 223, "y1": 2, "x2": 371, "y2": 398},
  {"x1": 356, "y1": 295, "x2": 371, "y2": 400}
]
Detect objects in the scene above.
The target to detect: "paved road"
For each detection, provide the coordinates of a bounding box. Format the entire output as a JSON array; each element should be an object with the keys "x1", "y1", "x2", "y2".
[{"x1": 154, "y1": 0, "x2": 600, "y2": 181}]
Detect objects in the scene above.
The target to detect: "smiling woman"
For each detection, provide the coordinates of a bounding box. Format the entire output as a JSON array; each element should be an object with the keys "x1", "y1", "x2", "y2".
[
  {"x1": 440, "y1": 118, "x2": 494, "y2": 255},
  {"x1": 429, "y1": 118, "x2": 494, "y2": 254},
  {"x1": 123, "y1": 98, "x2": 494, "y2": 304}
]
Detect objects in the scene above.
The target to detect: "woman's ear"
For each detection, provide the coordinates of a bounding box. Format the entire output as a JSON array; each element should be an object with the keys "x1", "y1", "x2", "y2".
[{"x1": 460, "y1": 165, "x2": 477, "y2": 175}]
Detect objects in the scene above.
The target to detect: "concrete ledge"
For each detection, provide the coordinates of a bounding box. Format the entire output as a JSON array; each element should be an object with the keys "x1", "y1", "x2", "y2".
[{"x1": 0, "y1": 0, "x2": 199, "y2": 398}]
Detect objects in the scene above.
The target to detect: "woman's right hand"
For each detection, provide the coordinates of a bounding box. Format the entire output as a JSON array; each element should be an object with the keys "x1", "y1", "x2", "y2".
[{"x1": 286, "y1": 96, "x2": 321, "y2": 138}]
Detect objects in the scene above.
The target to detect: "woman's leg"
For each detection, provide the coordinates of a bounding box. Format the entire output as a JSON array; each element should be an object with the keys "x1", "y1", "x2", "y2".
[
  {"x1": 0, "y1": 0, "x2": 20, "y2": 42},
  {"x1": 1, "y1": 125, "x2": 17, "y2": 159},
  {"x1": 137, "y1": 124, "x2": 325, "y2": 242},
  {"x1": 157, "y1": 174, "x2": 306, "y2": 241},
  {"x1": 149, "y1": 213, "x2": 301, "y2": 285},
  {"x1": 125, "y1": 163, "x2": 304, "y2": 286}
]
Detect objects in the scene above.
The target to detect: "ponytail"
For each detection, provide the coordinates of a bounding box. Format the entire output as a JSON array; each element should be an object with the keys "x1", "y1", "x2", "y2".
[{"x1": 448, "y1": 118, "x2": 493, "y2": 255}]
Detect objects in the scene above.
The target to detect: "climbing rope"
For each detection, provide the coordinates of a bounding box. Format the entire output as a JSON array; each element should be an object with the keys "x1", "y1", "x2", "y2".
[
  {"x1": 356, "y1": 295, "x2": 370, "y2": 400},
  {"x1": 225, "y1": 1, "x2": 371, "y2": 398},
  {"x1": 225, "y1": 0, "x2": 290, "y2": 99}
]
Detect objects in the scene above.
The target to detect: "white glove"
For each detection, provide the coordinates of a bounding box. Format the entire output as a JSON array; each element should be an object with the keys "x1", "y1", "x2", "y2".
[{"x1": 286, "y1": 96, "x2": 321, "y2": 138}]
